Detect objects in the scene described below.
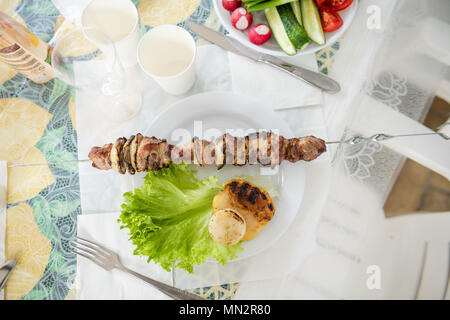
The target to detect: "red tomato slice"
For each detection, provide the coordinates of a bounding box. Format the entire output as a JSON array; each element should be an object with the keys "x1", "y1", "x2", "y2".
[
  {"x1": 326, "y1": 0, "x2": 353, "y2": 11},
  {"x1": 315, "y1": 0, "x2": 326, "y2": 6},
  {"x1": 320, "y1": 6, "x2": 343, "y2": 32}
]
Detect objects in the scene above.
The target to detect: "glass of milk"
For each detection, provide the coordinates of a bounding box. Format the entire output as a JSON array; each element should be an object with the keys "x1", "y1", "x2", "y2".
[
  {"x1": 80, "y1": 0, "x2": 142, "y2": 121},
  {"x1": 137, "y1": 25, "x2": 197, "y2": 95},
  {"x1": 81, "y1": 0, "x2": 140, "y2": 68}
]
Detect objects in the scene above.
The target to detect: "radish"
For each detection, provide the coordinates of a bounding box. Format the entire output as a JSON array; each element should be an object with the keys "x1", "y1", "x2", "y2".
[
  {"x1": 222, "y1": 0, "x2": 241, "y2": 11},
  {"x1": 231, "y1": 7, "x2": 252, "y2": 31},
  {"x1": 248, "y1": 24, "x2": 271, "y2": 45}
]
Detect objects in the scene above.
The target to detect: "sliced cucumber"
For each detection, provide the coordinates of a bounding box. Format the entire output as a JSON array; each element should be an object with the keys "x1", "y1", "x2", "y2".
[
  {"x1": 290, "y1": 0, "x2": 302, "y2": 25},
  {"x1": 301, "y1": 0, "x2": 325, "y2": 45},
  {"x1": 277, "y1": 4, "x2": 309, "y2": 50},
  {"x1": 244, "y1": 0, "x2": 266, "y2": 6},
  {"x1": 264, "y1": 7, "x2": 296, "y2": 55},
  {"x1": 247, "y1": 0, "x2": 296, "y2": 13}
]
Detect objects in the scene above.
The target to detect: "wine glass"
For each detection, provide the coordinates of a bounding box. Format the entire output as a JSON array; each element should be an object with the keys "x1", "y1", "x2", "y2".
[{"x1": 51, "y1": 26, "x2": 142, "y2": 122}]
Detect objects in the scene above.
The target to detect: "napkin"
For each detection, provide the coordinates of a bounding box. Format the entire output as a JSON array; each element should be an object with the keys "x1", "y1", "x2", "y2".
[
  {"x1": 76, "y1": 211, "x2": 173, "y2": 300},
  {"x1": 228, "y1": 52, "x2": 323, "y2": 110},
  {"x1": 0, "y1": 161, "x2": 7, "y2": 300}
]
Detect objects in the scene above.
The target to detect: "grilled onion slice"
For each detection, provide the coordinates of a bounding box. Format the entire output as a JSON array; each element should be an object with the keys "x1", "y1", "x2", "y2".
[
  {"x1": 111, "y1": 137, "x2": 126, "y2": 174},
  {"x1": 122, "y1": 135, "x2": 135, "y2": 175},
  {"x1": 209, "y1": 208, "x2": 246, "y2": 246},
  {"x1": 130, "y1": 133, "x2": 143, "y2": 172}
]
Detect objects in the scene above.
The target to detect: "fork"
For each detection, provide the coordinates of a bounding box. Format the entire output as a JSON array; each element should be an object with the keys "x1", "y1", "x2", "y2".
[{"x1": 72, "y1": 236, "x2": 204, "y2": 300}]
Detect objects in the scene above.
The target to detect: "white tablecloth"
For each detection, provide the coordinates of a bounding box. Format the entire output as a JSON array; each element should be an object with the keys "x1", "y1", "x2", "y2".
[{"x1": 72, "y1": 0, "x2": 450, "y2": 299}]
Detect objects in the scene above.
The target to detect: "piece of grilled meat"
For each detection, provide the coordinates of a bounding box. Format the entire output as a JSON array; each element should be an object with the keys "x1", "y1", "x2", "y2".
[{"x1": 88, "y1": 132, "x2": 326, "y2": 174}]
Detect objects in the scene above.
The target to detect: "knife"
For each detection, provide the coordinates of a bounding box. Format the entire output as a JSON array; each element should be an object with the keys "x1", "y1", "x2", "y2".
[
  {"x1": 0, "y1": 259, "x2": 17, "y2": 290},
  {"x1": 187, "y1": 21, "x2": 340, "y2": 94}
]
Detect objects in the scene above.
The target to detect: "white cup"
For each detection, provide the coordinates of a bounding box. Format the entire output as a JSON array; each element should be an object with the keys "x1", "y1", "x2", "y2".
[
  {"x1": 137, "y1": 25, "x2": 196, "y2": 95},
  {"x1": 81, "y1": 0, "x2": 140, "y2": 67}
]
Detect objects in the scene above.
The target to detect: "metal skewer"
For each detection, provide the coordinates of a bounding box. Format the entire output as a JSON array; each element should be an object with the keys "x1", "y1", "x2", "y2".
[
  {"x1": 5, "y1": 132, "x2": 448, "y2": 168},
  {"x1": 7, "y1": 159, "x2": 91, "y2": 168}
]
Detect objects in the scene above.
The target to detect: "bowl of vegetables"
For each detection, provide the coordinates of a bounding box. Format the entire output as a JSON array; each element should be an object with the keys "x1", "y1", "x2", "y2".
[{"x1": 214, "y1": 0, "x2": 358, "y2": 56}]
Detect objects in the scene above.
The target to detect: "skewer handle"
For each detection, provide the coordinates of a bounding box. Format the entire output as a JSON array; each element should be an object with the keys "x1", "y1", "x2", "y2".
[{"x1": 326, "y1": 132, "x2": 449, "y2": 145}]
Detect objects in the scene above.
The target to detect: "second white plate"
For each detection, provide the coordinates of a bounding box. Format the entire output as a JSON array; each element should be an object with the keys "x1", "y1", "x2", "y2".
[{"x1": 213, "y1": 0, "x2": 358, "y2": 56}]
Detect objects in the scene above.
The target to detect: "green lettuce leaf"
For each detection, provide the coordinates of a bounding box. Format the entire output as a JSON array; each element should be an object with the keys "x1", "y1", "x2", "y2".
[{"x1": 118, "y1": 163, "x2": 243, "y2": 273}]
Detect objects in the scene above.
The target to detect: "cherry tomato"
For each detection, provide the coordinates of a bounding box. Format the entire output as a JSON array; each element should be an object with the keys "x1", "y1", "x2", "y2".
[
  {"x1": 320, "y1": 6, "x2": 343, "y2": 32},
  {"x1": 315, "y1": 0, "x2": 326, "y2": 6},
  {"x1": 326, "y1": 0, "x2": 354, "y2": 11}
]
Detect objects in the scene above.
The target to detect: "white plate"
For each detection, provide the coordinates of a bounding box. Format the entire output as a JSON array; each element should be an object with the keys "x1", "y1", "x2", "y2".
[
  {"x1": 213, "y1": 0, "x2": 358, "y2": 56},
  {"x1": 132, "y1": 91, "x2": 305, "y2": 261}
]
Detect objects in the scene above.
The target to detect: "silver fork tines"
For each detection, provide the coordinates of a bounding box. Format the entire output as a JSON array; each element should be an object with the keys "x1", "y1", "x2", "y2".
[
  {"x1": 72, "y1": 236, "x2": 204, "y2": 300},
  {"x1": 72, "y1": 237, "x2": 117, "y2": 271}
]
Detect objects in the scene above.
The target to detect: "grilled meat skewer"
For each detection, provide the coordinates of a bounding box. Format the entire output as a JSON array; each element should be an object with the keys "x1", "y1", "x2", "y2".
[{"x1": 88, "y1": 132, "x2": 327, "y2": 174}]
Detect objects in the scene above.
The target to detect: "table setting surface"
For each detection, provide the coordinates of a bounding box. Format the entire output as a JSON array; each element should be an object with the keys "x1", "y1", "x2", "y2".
[{"x1": 0, "y1": 0, "x2": 449, "y2": 300}]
